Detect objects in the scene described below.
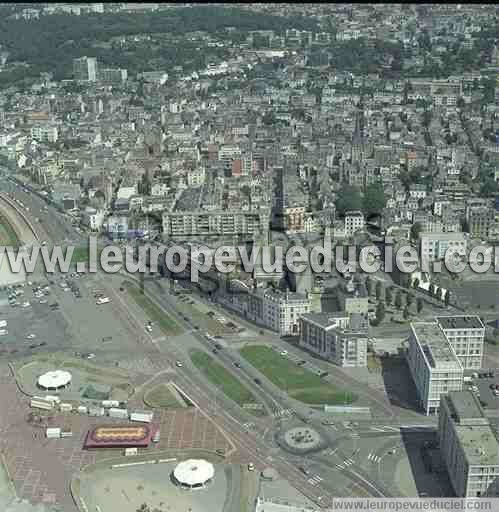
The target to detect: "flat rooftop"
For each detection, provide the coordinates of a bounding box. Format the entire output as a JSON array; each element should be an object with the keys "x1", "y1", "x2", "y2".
[
  {"x1": 446, "y1": 391, "x2": 486, "y2": 422},
  {"x1": 455, "y1": 424, "x2": 499, "y2": 466},
  {"x1": 436, "y1": 315, "x2": 484, "y2": 330},
  {"x1": 412, "y1": 322, "x2": 461, "y2": 370},
  {"x1": 301, "y1": 312, "x2": 348, "y2": 330}
]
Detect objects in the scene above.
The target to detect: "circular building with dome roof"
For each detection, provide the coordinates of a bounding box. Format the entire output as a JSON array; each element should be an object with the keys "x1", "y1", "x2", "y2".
[
  {"x1": 172, "y1": 459, "x2": 215, "y2": 490},
  {"x1": 37, "y1": 370, "x2": 72, "y2": 391}
]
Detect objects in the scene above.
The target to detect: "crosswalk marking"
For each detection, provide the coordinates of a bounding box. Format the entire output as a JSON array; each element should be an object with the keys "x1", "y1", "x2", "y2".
[
  {"x1": 326, "y1": 448, "x2": 338, "y2": 456},
  {"x1": 308, "y1": 475, "x2": 323, "y2": 485},
  {"x1": 368, "y1": 453, "x2": 381, "y2": 463},
  {"x1": 351, "y1": 432, "x2": 360, "y2": 438},
  {"x1": 336, "y1": 464, "x2": 345, "y2": 470},
  {"x1": 273, "y1": 408, "x2": 294, "y2": 419}
]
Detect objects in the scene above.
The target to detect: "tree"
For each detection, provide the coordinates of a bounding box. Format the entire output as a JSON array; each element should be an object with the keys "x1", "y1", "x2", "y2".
[
  {"x1": 444, "y1": 290, "x2": 451, "y2": 307},
  {"x1": 410, "y1": 222, "x2": 423, "y2": 241},
  {"x1": 395, "y1": 291, "x2": 403, "y2": 309},
  {"x1": 363, "y1": 182, "x2": 386, "y2": 216},
  {"x1": 375, "y1": 281, "x2": 383, "y2": 301},
  {"x1": 412, "y1": 277, "x2": 420, "y2": 289},
  {"x1": 403, "y1": 305, "x2": 410, "y2": 320},
  {"x1": 376, "y1": 301, "x2": 385, "y2": 323},
  {"x1": 365, "y1": 276, "x2": 373, "y2": 296},
  {"x1": 335, "y1": 183, "x2": 362, "y2": 216},
  {"x1": 385, "y1": 287, "x2": 393, "y2": 306}
]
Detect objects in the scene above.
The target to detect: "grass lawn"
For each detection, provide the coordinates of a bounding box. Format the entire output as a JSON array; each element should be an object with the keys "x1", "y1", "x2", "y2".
[
  {"x1": 190, "y1": 350, "x2": 264, "y2": 414},
  {"x1": 0, "y1": 215, "x2": 19, "y2": 248},
  {"x1": 68, "y1": 246, "x2": 104, "y2": 264},
  {"x1": 124, "y1": 281, "x2": 182, "y2": 335},
  {"x1": 240, "y1": 345, "x2": 357, "y2": 406},
  {"x1": 143, "y1": 383, "x2": 186, "y2": 408}
]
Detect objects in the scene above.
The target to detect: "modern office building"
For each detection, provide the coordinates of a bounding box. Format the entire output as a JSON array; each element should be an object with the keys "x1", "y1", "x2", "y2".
[
  {"x1": 439, "y1": 391, "x2": 499, "y2": 497},
  {"x1": 436, "y1": 316, "x2": 485, "y2": 370},
  {"x1": 407, "y1": 322, "x2": 463, "y2": 415},
  {"x1": 300, "y1": 312, "x2": 368, "y2": 367},
  {"x1": 73, "y1": 56, "x2": 98, "y2": 82},
  {"x1": 419, "y1": 232, "x2": 467, "y2": 262}
]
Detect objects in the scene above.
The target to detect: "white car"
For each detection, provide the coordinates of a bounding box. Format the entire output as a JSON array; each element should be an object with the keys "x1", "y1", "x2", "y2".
[
  {"x1": 280, "y1": 350, "x2": 288, "y2": 356},
  {"x1": 26, "y1": 333, "x2": 36, "y2": 339},
  {"x1": 175, "y1": 361, "x2": 183, "y2": 368},
  {"x1": 86, "y1": 353, "x2": 96, "y2": 360},
  {"x1": 247, "y1": 463, "x2": 255, "y2": 471},
  {"x1": 39, "y1": 299, "x2": 48, "y2": 304},
  {"x1": 146, "y1": 325, "x2": 153, "y2": 333}
]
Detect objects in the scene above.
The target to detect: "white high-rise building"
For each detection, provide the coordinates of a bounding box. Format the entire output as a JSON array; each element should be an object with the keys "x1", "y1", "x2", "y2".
[
  {"x1": 436, "y1": 316, "x2": 485, "y2": 370},
  {"x1": 73, "y1": 56, "x2": 98, "y2": 82},
  {"x1": 407, "y1": 321, "x2": 463, "y2": 415}
]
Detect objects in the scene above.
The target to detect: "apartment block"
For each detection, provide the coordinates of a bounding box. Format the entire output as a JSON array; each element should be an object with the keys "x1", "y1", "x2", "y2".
[
  {"x1": 407, "y1": 322, "x2": 463, "y2": 415},
  {"x1": 300, "y1": 312, "x2": 368, "y2": 367},
  {"x1": 30, "y1": 125, "x2": 58, "y2": 143},
  {"x1": 219, "y1": 287, "x2": 310, "y2": 336},
  {"x1": 344, "y1": 210, "x2": 365, "y2": 236},
  {"x1": 162, "y1": 209, "x2": 268, "y2": 239},
  {"x1": 73, "y1": 56, "x2": 98, "y2": 82},
  {"x1": 419, "y1": 232, "x2": 467, "y2": 262},
  {"x1": 436, "y1": 316, "x2": 485, "y2": 370},
  {"x1": 465, "y1": 199, "x2": 494, "y2": 240},
  {"x1": 439, "y1": 391, "x2": 499, "y2": 497}
]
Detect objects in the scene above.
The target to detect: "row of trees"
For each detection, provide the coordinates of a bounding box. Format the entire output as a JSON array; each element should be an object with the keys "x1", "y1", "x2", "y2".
[{"x1": 367, "y1": 278, "x2": 425, "y2": 326}]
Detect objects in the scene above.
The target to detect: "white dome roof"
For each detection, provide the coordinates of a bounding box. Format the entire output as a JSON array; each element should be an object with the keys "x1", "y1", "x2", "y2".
[
  {"x1": 37, "y1": 370, "x2": 72, "y2": 389},
  {"x1": 173, "y1": 459, "x2": 214, "y2": 487}
]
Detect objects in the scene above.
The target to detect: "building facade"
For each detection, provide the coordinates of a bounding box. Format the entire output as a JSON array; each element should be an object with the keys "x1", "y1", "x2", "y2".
[
  {"x1": 419, "y1": 232, "x2": 467, "y2": 262},
  {"x1": 73, "y1": 56, "x2": 98, "y2": 82},
  {"x1": 344, "y1": 210, "x2": 365, "y2": 236},
  {"x1": 162, "y1": 209, "x2": 269, "y2": 239},
  {"x1": 436, "y1": 316, "x2": 485, "y2": 370},
  {"x1": 407, "y1": 322, "x2": 463, "y2": 415},
  {"x1": 439, "y1": 391, "x2": 499, "y2": 497},
  {"x1": 300, "y1": 313, "x2": 368, "y2": 367}
]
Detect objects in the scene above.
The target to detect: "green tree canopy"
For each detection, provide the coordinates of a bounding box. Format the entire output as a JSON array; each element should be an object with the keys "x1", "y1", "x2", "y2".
[
  {"x1": 363, "y1": 182, "x2": 387, "y2": 216},
  {"x1": 335, "y1": 184, "x2": 362, "y2": 216}
]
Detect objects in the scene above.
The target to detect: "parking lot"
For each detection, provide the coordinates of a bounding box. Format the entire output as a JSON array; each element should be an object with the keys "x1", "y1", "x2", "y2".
[
  {"x1": 466, "y1": 368, "x2": 499, "y2": 410},
  {"x1": 0, "y1": 281, "x2": 67, "y2": 357}
]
